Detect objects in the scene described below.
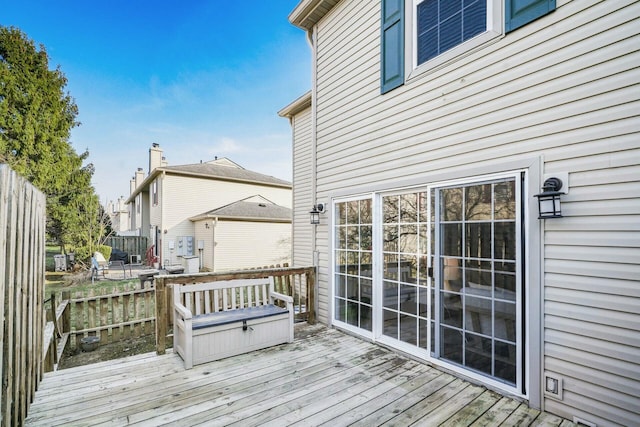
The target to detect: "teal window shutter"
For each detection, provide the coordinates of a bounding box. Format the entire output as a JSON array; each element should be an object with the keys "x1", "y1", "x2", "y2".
[
  {"x1": 381, "y1": 0, "x2": 404, "y2": 94},
  {"x1": 505, "y1": 0, "x2": 556, "y2": 33}
]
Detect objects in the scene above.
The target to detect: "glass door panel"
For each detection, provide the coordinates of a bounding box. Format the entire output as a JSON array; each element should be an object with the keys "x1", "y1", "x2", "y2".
[
  {"x1": 381, "y1": 192, "x2": 430, "y2": 347},
  {"x1": 435, "y1": 177, "x2": 520, "y2": 386},
  {"x1": 334, "y1": 199, "x2": 373, "y2": 331}
]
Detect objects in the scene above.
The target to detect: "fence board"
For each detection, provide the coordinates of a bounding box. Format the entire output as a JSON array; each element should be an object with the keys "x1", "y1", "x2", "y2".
[
  {"x1": 0, "y1": 165, "x2": 46, "y2": 427},
  {"x1": 104, "y1": 236, "x2": 149, "y2": 263},
  {"x1": 0, "y1": 167, "x2": 8, "y2": 423},
  {"x1": 112, "y1": 295, "x2": 120, "y2": 341},
  {"x1": 100, "y1": 298, "x2": 108, "y2": 343}
]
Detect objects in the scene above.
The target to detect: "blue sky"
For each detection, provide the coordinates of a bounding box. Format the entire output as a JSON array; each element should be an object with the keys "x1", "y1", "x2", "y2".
[{"x1": 2, "y1": 1, "x2": 310, "y2": 203}]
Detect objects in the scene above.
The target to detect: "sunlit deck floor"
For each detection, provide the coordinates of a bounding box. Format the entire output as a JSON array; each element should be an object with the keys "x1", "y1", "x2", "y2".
[{"x1": 25, "y1": 324, "x2": 574, "y2": 427}]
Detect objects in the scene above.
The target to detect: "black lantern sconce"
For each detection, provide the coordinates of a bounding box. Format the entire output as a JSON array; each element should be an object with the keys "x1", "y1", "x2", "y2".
[
  {"x1": 534, "y1": 177, "x2": 564, "y2": 219},
  {"x1": 309, "y1": 203, "x2": 325, "y2": 225}
]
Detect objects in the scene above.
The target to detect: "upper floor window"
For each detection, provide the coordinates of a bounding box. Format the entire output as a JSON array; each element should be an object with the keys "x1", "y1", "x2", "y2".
[
  {"x1": 381, "y1": 0, "x2": 556, "y2": 93},
  {"x1": 411, "y1": 0, "x2": 501, "y2": 73},
  {"x1": 416, "y1": 0, "x2": 488, "y2": 66},
  {"x1": 152, "y1": 180, "x2": 158, "y2": 206}
]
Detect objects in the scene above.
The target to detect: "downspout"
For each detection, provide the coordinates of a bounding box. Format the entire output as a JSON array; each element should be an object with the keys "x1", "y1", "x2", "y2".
[
  {"x1": 309, "y1": 25, "x2": 320, "y2": 324},
  {"x1": 211, "y1": 217, "x2": 218, "y2": 272},
  {"x1": 160, "y1": 170, "x2": 165, "y2": 267},
  {"x1": 310, "y1": 26, "x2": 318, "y2": 268},
  {"x1": 290, "y1": 113, "x2": 296, "y2": 267}
]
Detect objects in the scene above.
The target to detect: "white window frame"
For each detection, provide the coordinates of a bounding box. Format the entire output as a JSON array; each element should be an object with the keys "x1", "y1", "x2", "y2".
[
  {"x1": 330, "y1": 194, "x2": 376, "y2": 339},
  {"x1": 407, "y1": 0, "x2": 504, "y2": 79},
  {"x1": 152, "y1": 179, "x2": 159, "y2": 206}
]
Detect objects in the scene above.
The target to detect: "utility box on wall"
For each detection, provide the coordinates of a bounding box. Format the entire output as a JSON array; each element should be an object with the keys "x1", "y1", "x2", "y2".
[{"x1": 176, "y1": 236, "x2": 194, "y2": 256}]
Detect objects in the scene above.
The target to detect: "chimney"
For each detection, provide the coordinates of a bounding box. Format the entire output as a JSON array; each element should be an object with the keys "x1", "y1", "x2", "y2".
[
  {"x1": 130, "y1": 177, "x2": 136, "y2": 196},
  {"x1": 149, "y1": 143, "x2": 163, "y2": 173},
  {"x1": 161, "y1": 156, "x2": 168, "y2": 167},
  {"x1": 135, "y1": 167, "x2": 145, "y2": 188}
]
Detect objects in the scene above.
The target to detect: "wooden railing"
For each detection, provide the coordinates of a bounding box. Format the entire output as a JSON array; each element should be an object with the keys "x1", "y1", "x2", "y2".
[
  {"x1": 43, "y1": 284, "x2": 156, "y2": 369},
  {"x1": 67, "y1": 287, "x2": 156, "y2": 349},
  {"x1": 154, "y1": 266, "x2": 316, "y2": 354}
]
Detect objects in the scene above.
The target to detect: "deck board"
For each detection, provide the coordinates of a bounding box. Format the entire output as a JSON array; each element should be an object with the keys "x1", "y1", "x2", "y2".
[{"x1": 25, "y1": 324, "x2": 575, "y2": 427}]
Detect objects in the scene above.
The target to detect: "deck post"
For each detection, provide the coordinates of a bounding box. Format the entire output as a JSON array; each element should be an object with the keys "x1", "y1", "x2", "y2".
[
  {"x1": 155, "y1": 276, "x2": 167, "y2": 354},
  {"x1": 307, "y1": 268, "x2": 316, "y2": 324}
]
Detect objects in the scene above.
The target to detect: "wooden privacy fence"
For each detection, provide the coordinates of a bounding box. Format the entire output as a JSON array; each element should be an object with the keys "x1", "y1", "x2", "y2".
[
  {"x1": 154, "y1": 266, "x2": 316, "y2": 354},
  {"x1": 104, "y1": 236, "x2": 149, "y2": 263},
  {"x1": 47, "y1": 283, "x2": 156, "y2": 352},
  {"x1": 0, "y1": 164, "x2": 47, "y2": 427}
]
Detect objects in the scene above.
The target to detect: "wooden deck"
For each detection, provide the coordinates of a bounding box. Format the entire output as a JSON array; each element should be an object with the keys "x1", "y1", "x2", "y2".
[{"x1": 25, "y1": 325, "x2": 574, "y2": 426}]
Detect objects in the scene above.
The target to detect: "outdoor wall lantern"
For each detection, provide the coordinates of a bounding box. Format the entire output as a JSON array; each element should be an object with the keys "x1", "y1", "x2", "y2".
[
  {"x1": 535, "y1": 177, "x2": 564, "y2": 219},
  {"x1": 309, "y1": 203, "x2": 325, "y2": 225}
]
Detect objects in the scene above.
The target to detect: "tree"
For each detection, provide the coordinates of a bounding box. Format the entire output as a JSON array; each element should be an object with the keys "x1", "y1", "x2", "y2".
[{"x1": 0, "y1": 26, "x2": 103, "y2": 258}]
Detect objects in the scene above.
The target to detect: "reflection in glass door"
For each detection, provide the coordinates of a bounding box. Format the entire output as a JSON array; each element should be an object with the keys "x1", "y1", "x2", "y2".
[
  {"x1": 381, "y1": 193, "x2": 430, "y2": 348},
  {"x1": 435, "y1": 177, "x2": 521, "y2": 386}
]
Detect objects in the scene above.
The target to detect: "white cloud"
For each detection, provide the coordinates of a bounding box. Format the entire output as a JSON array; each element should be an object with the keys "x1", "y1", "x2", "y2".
[{"x1": 209, "y1": 137, "x2": 244, "y2": 154}]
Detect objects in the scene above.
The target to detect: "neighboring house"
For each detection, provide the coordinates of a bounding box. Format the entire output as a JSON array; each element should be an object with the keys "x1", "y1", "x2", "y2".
[
  {"x1": 280, "y1": 1, "x2": 639, "y2": 426},
  {"x1": 126, "y1": 144, "x2": 292, "y2": 271},
  {"x1": 190, "y1": 195, "x2": 292, "y2": 271},
  {"x1": 106, "y1": 196, "x2": 130, "y2": 235}
]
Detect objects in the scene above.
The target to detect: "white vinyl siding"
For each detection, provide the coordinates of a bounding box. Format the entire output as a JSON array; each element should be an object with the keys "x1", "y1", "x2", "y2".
[
  {"x1": 162, "y1": 174, "x2": 291, "y2": 229},
  {"x1": 309, "y1": 0, "x2": 639, "y2": 424},
  {"x1": 160, "y1": 174, "x2": 291, "y2": 268},
  {"x1": 292, "y1": 106, "x2": 314, "y2": 267},
  {"x1": 213, "y1": 221, "x2": 291, "y2": 271},
  {"x1": 542, "y1": 162, "x2": 640, "y2": 425}
]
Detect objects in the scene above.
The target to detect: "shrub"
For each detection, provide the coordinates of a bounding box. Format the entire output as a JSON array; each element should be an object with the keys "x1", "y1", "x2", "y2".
[{"x1": 96, "y1": 245, "x2": 112, "y2": 261}]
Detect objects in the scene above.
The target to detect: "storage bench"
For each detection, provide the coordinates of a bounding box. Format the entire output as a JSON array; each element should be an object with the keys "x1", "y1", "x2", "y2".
[{"x1": 172, "y1": 277, "x2": 294, "y2": 369}]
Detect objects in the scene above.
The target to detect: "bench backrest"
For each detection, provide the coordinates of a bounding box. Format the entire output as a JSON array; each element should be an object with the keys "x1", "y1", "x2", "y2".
[{"x1": 173, "y1": 278, "x2": 274, "y2": 316}]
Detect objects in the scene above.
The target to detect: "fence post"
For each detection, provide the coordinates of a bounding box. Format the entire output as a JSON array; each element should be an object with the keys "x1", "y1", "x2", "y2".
[
  {"x1": 155, "y1": 276, "x2": 167, "y2": 354},
  {"x1": 49, "y1": 293, "x2": 58, "y2": 366},
  {"x1": 47, "y1": 293, "x2": 55, "y2": 322},
  {"x1": 61, "y1": 291, "x2": 71, "y2": 334}
]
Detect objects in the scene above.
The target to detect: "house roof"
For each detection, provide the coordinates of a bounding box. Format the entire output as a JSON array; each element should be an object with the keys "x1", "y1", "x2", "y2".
[
  {"x1": 161, "y1": 163, "x2": 291, "y2": 187},
  {"x1": 126, "y1": 158, "x2": 291, "y2": 204},
  {"x1": 190, "y1": 195, "x2": 292, "y2": 223},
  {"x1": 289, "y1": 0, "x2": 340, "y2": 30},
  {"x1": 278, "y1": 91, "x2": 312, "y2": 118}
]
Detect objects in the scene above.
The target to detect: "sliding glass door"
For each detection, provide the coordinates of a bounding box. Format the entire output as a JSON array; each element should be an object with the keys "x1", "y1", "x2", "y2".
[{"x1": 332, "y1": 172, "x2": 524, "y2": 391}]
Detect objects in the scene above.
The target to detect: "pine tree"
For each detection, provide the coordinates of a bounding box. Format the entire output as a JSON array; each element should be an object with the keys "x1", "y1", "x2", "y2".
[{"x1": 0, "y1": 26, "x2": 107, "y2": 258}]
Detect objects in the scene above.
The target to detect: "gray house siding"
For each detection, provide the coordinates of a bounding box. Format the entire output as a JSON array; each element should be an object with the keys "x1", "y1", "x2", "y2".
[
  {"x1": 286, "y1": 0, "x2": 640, "y2": 425},
  {"x1": 292, "y1": 106, "x2": 314, "y2": 268}
]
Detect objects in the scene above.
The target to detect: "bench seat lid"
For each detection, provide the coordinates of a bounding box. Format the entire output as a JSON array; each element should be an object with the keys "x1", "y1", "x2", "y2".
[{"x1": 192, "y1": 304, "x2": 288, "y2": 329}]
